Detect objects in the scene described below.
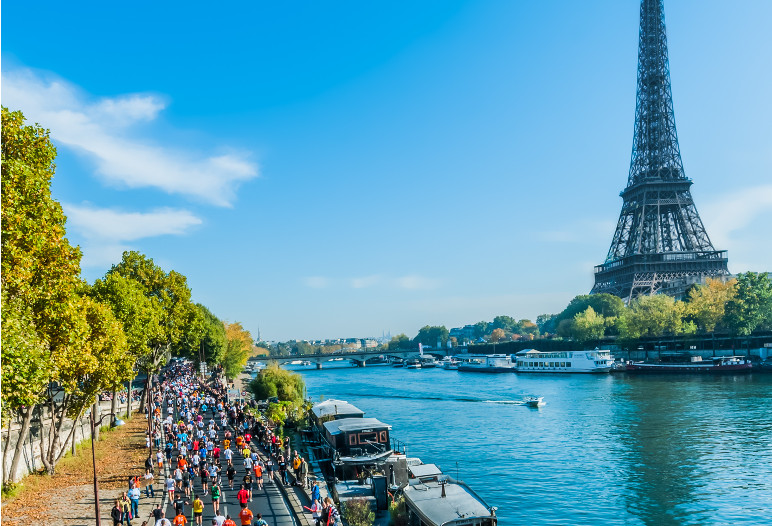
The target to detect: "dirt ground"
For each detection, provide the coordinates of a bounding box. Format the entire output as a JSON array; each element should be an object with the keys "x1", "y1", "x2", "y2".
[{"x1": 2, "y1": 413, "x2": 159, "y2": 526}]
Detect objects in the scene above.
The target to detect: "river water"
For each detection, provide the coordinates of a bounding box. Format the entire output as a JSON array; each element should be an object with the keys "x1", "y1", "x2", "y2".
[{"x1": 286, "y1": 363, "x2": 771, "y2": 525}]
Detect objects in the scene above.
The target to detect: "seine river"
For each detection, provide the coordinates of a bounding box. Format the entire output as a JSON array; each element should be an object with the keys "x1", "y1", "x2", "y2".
[{"x1": 287, "y1": 363, "x2": 772, "y2": 525}]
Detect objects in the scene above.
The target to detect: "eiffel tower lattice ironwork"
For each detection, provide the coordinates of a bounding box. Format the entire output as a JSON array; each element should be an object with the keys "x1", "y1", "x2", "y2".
[{"x1": 591, "y1": 0, "x2": 728, "y2": 301}]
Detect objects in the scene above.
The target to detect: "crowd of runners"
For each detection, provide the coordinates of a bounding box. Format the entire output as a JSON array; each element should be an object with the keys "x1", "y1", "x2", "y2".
[{"x1": 110, "y1": 361, "x2": 341, "y2": 526}]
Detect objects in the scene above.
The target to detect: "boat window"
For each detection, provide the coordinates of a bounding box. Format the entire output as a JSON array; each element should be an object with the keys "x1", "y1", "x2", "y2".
[
  {"x1": 379, "y1": 431, "x2": 387, "y2": 443},
  {"x1": 349, "y1": 435, "x2": 357, "y2": 446}
]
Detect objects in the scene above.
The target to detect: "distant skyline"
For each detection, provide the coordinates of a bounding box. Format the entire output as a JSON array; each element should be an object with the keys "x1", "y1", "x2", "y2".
[{"x1": 3, "y1": 1, "x2": 771, "y2": 341}]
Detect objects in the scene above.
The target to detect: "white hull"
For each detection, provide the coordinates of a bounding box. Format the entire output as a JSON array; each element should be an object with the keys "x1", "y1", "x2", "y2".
[{"x1": 514, "y1": 349, "x2": 614, "y2": 374}]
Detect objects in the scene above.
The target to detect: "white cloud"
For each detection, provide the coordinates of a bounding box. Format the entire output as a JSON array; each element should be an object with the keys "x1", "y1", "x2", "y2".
[
  {"x1": 64, "y1": 204, "x2": 202, "y2": 241},
  {"x1": 702, "y1": 184, "x2": 772, "y2": 273},
  {"x1": 702, "y1": 185, "x2": 772, "y2": 247},
  {"x1": 2, "y1": 68, "x2": 258, "y2": 206},
  {"x1": 62, "y1": 204, "x2": 202, "y2": 268}
]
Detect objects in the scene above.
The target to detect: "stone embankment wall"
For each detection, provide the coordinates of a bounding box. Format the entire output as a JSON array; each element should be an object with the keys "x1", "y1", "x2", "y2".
[{"x1": 1, "y1": 398, "x2": 134, "y2": 483}]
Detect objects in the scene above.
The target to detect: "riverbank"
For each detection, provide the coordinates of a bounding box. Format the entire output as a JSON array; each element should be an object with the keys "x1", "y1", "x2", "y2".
[{"x1": 1, "y1": 412, "x2": 163, "y2": 525}]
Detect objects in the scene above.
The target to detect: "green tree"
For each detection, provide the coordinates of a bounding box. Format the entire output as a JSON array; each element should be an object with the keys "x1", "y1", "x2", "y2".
[
  {"x1": 413, "y1": 326, "x2": 449, "y2": 348},
  {"x1": 107, "y1": 251, "x2": 200, "y2": 411},
  {"x1": 536, "y1": 314, "x2": 558, "y2": 334},
  {"x1": 619, "y1": 295, "x2": 687, "y2": 339},
  {"x1": 491, "y1": 315, "x2": 517, "y2": 332},
  {"x1": 572, "y1": 307, "x2": 607, "y2": 342},
  {"x1": 555, "y1": 294, "x2": 625, "y2": 337},
  {"x1": 249, "y1": 364, "x2": 306, "y2": 403},
  {"x1": 196, "y1": 304, "x2": 227, "y2": 365},
  {"x1": 387, "y1": 333, "x2": 411, "y2": 350},
  {"x1": 517, "y1": 319, "x2": 540, "y2": 337},
  {"x1": 473, "y1": 321, "x2": 489, "y2": 339},
  {"x1": 1, "y1": 108, "x2": 84, "y2": 482},
  {"x1": 724, "y1": 272, "x2": 772, "y2": 335}
]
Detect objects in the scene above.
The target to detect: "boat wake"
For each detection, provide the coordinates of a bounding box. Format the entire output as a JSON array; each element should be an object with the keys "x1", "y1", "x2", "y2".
[{"x1": 338, "y1": 392, "x2": 528, "y2": 405}]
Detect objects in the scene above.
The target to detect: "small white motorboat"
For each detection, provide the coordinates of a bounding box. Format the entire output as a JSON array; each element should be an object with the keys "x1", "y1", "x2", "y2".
[{"x1": 524, "y1": 396, "x2": 545, "y2": 408}]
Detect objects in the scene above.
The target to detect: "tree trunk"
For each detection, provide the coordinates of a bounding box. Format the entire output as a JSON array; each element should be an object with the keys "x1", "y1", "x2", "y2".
[
  {"x1": 126, "y1": 377, "x2": 133, "y2": 419},
  {"x1": 111, "y1": 386, "x2": 118, "y2": 425},
  {"x1": 138, "y1": 372, "x2": 149, "y2": 414},
  {"x1": 93, "y1": 401, "x2": 101, "y2": 442}
]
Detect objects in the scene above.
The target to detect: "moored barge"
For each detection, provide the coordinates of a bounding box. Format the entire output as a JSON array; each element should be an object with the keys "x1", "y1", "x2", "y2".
[{"x1": 626, "y1": 355, "x2": 752, "y2": 373}]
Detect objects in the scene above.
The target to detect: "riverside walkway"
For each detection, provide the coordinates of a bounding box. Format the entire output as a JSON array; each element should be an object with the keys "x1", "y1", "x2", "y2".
[{"x1": 160, "y1": 365, "x2": 295, "y2": 526}]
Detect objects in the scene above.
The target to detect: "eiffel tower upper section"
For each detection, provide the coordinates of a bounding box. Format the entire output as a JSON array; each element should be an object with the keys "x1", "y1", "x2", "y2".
[{"x1": 591, "y1": 0, "x2": 728, "y2": 301}]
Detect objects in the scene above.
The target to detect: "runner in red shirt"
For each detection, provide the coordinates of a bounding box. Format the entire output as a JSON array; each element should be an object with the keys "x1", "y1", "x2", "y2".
[{"x1": 236, "y1": 485, "x2": 249, "y2": 506}]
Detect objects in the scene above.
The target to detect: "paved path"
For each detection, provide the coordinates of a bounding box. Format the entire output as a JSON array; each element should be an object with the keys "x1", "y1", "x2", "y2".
[{"x1": 163, "y1": 395, "x2": 296, "y2": 526}]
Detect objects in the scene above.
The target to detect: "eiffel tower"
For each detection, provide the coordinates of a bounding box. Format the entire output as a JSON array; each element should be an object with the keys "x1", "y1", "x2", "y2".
[{"x1": 591, "y1": 0, "x2": 728, "y2": 301}]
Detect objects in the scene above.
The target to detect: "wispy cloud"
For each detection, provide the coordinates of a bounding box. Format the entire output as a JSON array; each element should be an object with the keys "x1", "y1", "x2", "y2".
[
  {"x1": 702, "y1": 185, "x2": 772, "y2": 247},
  {"x1": 2, "y1": 67, "x2": 258, "y2": 206},
  {"x1": 62, "y1": 204, "x2": 202, "y2": 268},
  {"x1": 702, "y1": 184, "x2": 772, "y2": 273}
]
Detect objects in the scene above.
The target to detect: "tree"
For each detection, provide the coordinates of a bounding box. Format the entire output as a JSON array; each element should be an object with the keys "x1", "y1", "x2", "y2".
[
  {"x1": 413, "y1": 326, "x2": 449, "y2": 348},
  {"x1": 572, "y1": 307, "x2": 607, "y2": 342},
  {"x1": 387, "y1": 334, "x2": 411, "y2": 350},
  {"x1": 249, "y1": 364, "x2": 305, "y2": 403},
  {"x1": 555, "y1": 294, "x2": 626, "y2": 337},
  {"x1": 222, "y1": 322, "x2": 253, "y2": 380},
  {"x1": 724, "y1": 272, "x2": 772, "y2": 336},
  {"x1": 490, "y1": 328, "x2": 506, "y2": 342},
  {"x1": 619, "y1": 295, "x2": 686, "y2": 339},
  {"x1": 536, "y1": 314, "x2": 558, "y2": 335},
  {"x1": 518, "y1": 319, "x2": 540, "y2": 337},
  {"x1": 107, "y1": 251, "x2": 200, "y2": 411},
  {"x1": 685, "y1": 277, "x2": 737, "y2": 333},
  {"x1": 491, "y1": 315, "x2": 517, "y2": 333},
  {"x1": 196, "y1": 304, "x2": 227, "y2": 365},
  {"x1": 473, "y1": 321, "x2": 490, "y2": 339},
  {"x1": 1, "y1": 108, "x2": 84, "y2": 483}
]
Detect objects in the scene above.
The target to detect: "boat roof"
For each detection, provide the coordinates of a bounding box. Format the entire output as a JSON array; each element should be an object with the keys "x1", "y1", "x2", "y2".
[
  {"x1": 404, "y1": 479, "x2": 493, "y2": 525},
  {"x1": 409, "y1": 463, "x2": 443, "y2": 478},
  {"x1": 514, "y1": 349, "x2": 541, "y2": 355},
  {"x1": 323, "y1": 417, "x2": 391, "y2": 435},
  {"x1": 311, "y1": 399, "x2": 365, "y2": 419}
]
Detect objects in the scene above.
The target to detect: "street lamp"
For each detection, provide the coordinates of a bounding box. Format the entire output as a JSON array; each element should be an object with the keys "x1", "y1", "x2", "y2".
[{"x1": 90, "y1": 407, "x2": 124, "y2": 526}]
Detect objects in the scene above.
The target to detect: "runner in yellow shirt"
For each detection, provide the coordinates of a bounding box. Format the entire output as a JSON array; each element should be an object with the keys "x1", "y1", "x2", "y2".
[{"x1": 192, "y1": 494, "x2": 204, "y2": 526}]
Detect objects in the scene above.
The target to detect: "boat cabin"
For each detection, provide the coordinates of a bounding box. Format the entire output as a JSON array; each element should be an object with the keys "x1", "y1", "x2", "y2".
[
  {"x1": 311, "y1": 399, "x2": 365, "y2": 426},
  {"x1": 322, "y1": 417, "x2": 392, "y2": 463},
  {"x1": 403, "y1": 468, "x2": 497, "y2": 526}
]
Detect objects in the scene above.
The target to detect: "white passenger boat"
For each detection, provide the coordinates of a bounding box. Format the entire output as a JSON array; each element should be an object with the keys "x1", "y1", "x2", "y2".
[
  {"x1": 514, "y1": 348, "x2": 613, "y2": 373},
  {"x1": 457, "y1": 354, "x2": 516, "y2": 373},
  {"x1": 439, "y1": 357, "x2": 459, "y2": 370}
]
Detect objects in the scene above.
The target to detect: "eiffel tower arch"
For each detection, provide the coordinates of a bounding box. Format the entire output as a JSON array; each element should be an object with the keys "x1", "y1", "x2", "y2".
[{"x1": 591, "y1": 0, "x2": 729, "y2": 302}]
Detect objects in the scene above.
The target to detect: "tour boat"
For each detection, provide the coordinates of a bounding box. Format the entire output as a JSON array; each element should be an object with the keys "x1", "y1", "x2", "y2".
[
  {"x1": 514, "y1": 348, "x2": 613, "y2": 373},
  {"x1": 457, "y1": 354, "x2": 516, "y2": 373},
  {"x1": 626, "y1": 355, "x2": 752, "y2": 373},
  {"x1": 439, "y1": 357, "x2": 459, "y2": 370}
]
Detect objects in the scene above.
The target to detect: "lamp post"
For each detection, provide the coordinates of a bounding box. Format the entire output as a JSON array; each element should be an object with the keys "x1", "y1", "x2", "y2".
[{"x1": 90, "y1": 407, "x2": 124, "y2": 526}]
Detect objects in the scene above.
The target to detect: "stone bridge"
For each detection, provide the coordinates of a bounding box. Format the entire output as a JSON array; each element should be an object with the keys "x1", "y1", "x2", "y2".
[{"x1": 263, "y1": 348, "x2": 451, "y2": 369}]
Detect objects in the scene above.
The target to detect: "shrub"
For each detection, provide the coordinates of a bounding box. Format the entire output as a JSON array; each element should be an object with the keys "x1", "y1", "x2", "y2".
[{"x1": 343, "y1": 497, "x2": 375, "y2": 526}]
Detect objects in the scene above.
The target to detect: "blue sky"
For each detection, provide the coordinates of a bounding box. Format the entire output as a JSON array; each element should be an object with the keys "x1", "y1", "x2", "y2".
[{"x1": 3, "y1": 1, "x2": 771, "y2": 341}]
